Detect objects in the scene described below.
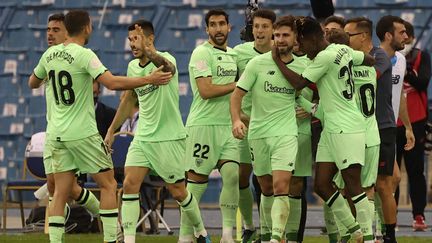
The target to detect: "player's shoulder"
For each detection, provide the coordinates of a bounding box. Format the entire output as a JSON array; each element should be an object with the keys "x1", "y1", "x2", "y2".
[
  {"x1": 157, "y1": 51, "x2": 176, "y2": 63},
  {"x1": 127, "y1": 58, "x2": 140, "y2": 68},
  {"x1": 233, "y1": 41, "x2": 253, "y2": 52},
  {"x1": 395, "y1": 51, "x2": 406, "y2": 61},
  {"x1": 371, "y1": 46, "x2": 387, "y2": 58}
]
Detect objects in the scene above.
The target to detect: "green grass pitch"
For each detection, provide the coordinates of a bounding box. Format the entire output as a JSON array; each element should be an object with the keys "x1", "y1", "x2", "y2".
[{"x1": 1, "y1": 234, "x2": 432, "y2": 243}]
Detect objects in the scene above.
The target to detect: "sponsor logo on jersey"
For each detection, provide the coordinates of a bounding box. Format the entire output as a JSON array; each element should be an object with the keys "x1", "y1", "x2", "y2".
[
  {"x1": 136, "y1": 84, "x2": 159, "y2": 96},
  {"x1": 392, "y1": 74, "x2": 401, "y2": 84},
  {"x1": 264, "y1": 81, "x2": 295, "y2": 94},
  {"x1": 217, "y1": 66, "x2": 237, "y2": 77}
]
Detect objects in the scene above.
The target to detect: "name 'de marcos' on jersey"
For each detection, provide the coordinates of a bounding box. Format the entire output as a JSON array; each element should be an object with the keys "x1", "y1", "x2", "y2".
[{"x1": 46, "y1": 50, "x2": 74, "y2": 64}]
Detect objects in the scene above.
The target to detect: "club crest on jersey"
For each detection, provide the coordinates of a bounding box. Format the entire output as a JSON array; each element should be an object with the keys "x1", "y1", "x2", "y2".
[{"x1": 195, "y1": 158, "x2": 203, "y2": 167}]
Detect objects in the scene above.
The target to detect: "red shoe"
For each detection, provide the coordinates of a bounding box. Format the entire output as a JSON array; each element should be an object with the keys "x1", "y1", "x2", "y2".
[{"x1": 412, "y1": 215, "x2": 428, "y2": 231}]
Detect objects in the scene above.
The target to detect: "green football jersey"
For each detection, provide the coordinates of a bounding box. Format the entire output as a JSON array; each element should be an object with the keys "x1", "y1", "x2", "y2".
[
  {"x1": 294, "y1": 53, "x2": 313, "y2": 135},
  {"x1": 186, "y1": 41, "x2": 238, "y2": 126},
  {"x1": 302, "y1": 44, "x2": 365, "y2": 134},
  {"x1": 34, "y1": 43, "x2": 107, "y2": 141},
  {"x1": 127, "y1": 52, "x2": 186, "y2": 142},
  {"x1": 234, "y1": 41, "x2": 266, "y2": 116},
  {"x1": 353, "y1": 65, "x2": 380, "y2": 146},
  {"x1": 237, "y1": 52, "x2": 306, "y2": 139}
]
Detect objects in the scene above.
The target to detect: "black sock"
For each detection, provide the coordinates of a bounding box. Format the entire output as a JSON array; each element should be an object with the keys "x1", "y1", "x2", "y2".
[{"x1": 384, "y1": 223, "x2": 396, "y2": 240}]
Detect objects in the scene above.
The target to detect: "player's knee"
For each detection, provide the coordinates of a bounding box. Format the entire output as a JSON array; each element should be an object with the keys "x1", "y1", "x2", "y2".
[
  {"x1": 47, "y1": 177, "x2": 55, "y2": 196},
  {"x1": 122, "y1": 176, "x2": 140, "y2": 194},
  {"x1": 314, "y1": 180, "x2": 329, "y2": 198},
  {"x1": 70, "y1": 184, "x2": 83, "y2": 199},
  {"x1": 289, "y1": 178, "x2": 304, "y2": 196}
]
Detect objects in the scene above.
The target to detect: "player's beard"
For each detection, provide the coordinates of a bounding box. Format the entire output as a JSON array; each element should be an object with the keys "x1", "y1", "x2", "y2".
[
  {"x1": 277, "y1": 44, "x2": 293, "y2": 56},
  {"x1": 210, "y1": 33, "x2": 227, "y2": 46},
  {"x1": 391, "y1": 38, "x2": 404, "y2": 51}
]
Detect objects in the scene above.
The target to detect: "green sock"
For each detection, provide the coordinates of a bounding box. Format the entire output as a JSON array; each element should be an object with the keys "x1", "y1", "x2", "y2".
[
  {"x1": 260, "y1": 194, "x2": 274, "y2": 239},
  {"x1": 121, "y1": 194, "x2": 140, "y2": 237},
  {"x1": 352, "y1": 193, "x2": 373, "y2": 241},
  {"x1": 219, "y1": 163, "x2": 239, "y2": 239},
  {"x1": 48, "y1": 215, "x2": 65, "y2": 243},
  {"x1": 239, "y1": 185, "x2": 255, "y2": 229},
  {"x1": 323, "y1": 204, "x2": 339, "y2": 243},
  {"x1": 180, "y1": 181, "x2": 208, "y2": 238},
  {"x1": 76, "y1": 188, "x2": 100, "y2": 216},
  {"x1": 179, "y1": 190, "x2": 206, "y2": 235},
  {"x1": 285, "y1": 196, "x2": 301, "y2": 241},
  {"x1": 100, "y1": 208, "x2": 118, "y2": 242},
  {"x1": 326, "y1": 192, "x2": 359, "y2": 234},
  {"x1": 374, "y1": 193, "x2": 385, "y2": 235},
  {"x1": 271, "y1": 195, "x2": 289, "y2": 241},
  {"x1": 368, "y1": 199, "x2": 375, "y2": 233}
]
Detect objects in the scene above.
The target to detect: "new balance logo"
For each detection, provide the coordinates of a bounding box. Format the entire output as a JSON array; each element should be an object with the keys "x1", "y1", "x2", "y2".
[{"x1": 267, "y1": 70, "x2": 275, "y2": 75}]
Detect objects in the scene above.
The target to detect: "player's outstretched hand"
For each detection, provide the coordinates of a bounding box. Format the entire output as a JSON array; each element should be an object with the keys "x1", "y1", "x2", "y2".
[
  {"x1": 404, "y1": 128, "x2": 415, "y2": 151},
  {"x1": 148, "y1": 66, "x2": 172, "y2": 85},
  {"x1": 296, "y1": 106, "x2": 310, "y2": 119},
  {"x1": 104, "y1": 129, "x2": 115, "y2": 153},
  {"x1": 232, "y1": 120, "x2": 247, "y2": 139}
]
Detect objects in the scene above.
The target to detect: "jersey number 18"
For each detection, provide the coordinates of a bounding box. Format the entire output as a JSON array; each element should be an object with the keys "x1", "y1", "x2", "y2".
[{"x1": 49, "y1": 70, "x2": 75, "y2": 105}]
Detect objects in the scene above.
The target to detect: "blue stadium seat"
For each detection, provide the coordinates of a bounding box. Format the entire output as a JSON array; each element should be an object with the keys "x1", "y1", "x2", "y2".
[
  {"x1": 172, "y1": 50, "x2": 191, "y2": 75},
  {"x1": 374, "y1": 0, "x2": 408, "y2": 7},
  {"x1": 99, "y1": 49, "x2": 131, "y2": 75},
  {"x1": 0, "y1": 116, "x2": 24, "y2": 136},
  {"x1": 25, "y1": 96, "x2": 46, "y2": 117},
  {"x1": 179, "y1": 93, "x2": 192, "y2": 123},
  {"x1": 99, "y1": 95, "x2": 121, "y2": 109},
  {"x1": 0, "y1": 73, "x2": 19, "y2": 97},
  {"x1": 0, "y1": 140, "x2": 15, "y2": 164},
  {"x1": 0, "y1": 95, "x2": 25, "y2": 117}
]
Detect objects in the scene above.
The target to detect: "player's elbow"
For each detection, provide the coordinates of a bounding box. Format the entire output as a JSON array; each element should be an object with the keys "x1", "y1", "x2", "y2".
[{"x1": 198, "y1": 91, "x2": 212, "y2": 100}]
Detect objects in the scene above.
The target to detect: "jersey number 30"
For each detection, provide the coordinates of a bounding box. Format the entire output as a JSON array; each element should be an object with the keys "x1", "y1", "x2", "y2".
[
  {"x1": 339, "y1": 61, "x2": 354, "y2": 100},
  {"x1": 49, "y1": 70, "x2": 75, "y2": 105}
]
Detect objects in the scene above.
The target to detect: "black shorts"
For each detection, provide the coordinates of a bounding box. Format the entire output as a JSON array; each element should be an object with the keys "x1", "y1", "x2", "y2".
[{"x1": 378, "y1": 127, "x2": 397, "y2": 176}]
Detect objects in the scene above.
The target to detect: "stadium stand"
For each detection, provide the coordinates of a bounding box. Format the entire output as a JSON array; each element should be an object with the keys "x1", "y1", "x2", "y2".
[{"x1": 1, "y1": 0, "x2": 432, "y2": 206}]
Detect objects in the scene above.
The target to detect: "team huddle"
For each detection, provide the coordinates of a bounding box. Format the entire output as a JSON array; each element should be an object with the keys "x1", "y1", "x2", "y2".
[{"x1": 29, "y1": 6, "x2": 417, "y2": 243}]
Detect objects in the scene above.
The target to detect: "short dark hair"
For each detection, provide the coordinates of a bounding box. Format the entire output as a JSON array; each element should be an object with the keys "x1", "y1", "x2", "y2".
[
  {"x1": 273, "y1": 15, "x2": 297, "y2": 33},
  {"x1": 296, "y1": 16, "x2": 323, "y2": 40},
  {"x1": 205, "y1": 9, "x2": 229, "y2": 27},
  {"x1": 345, "y1": 17, "x2": 373, "y2": 38},
  {"x1": 376, "y1": 15, "x2": 405, "y2": 41},
  {"x1": 252, "y1": 9, "x2": 276, "y2": 24},
  {"x1": 404, "y1": 20, "x2": 414, "y2": 38},
  {"x1": 128, "y1": 19, "x2": 154, "y2": 36},
  {"x1": 325, "y1": 29, "x2": 349, "y2": 45},
  {"x1": 64, "y1": 10, "x2": 90, "y2": 37},
  {"x1": 48, "y1": 13, "x2": 65, "y2": 23},
  {"x1": 324, "y1": 15, "x2": 345, "y2": 28}
]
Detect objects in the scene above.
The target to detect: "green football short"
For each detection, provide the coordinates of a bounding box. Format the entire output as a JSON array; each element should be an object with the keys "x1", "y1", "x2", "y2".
[
  {"x1": 185, "y1": 125, "x2": 240, "y2": 175},
  {"x1": 316, "y1": 131, "x2": 365, "y2": 170},
  {"x1": 44, "y1": 134, "x2": 113, "y2": 174},
  {"x1": 239, "y1": 134, "x2": 252, "y2": 164},
  {"x1": 333, "y1": 145, "x2": 379, "y2": 189},
  {"x1": 248, "y1": 135, "x2": 297, "y2": 177},
  {"x1": 125, "y1": 138, "x2": 186, "y2": 184},
  {"x1": 293, "y1": 133, "x2": 313, "y2": 177}
]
